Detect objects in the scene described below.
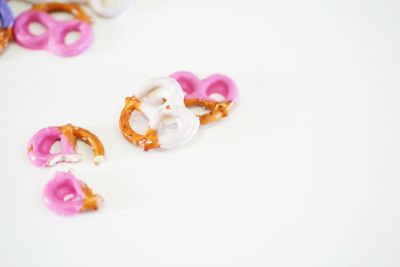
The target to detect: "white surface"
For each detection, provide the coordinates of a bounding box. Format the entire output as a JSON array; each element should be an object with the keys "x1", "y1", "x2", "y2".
[{"x1": 1, "y1": 0, "x2": 400, "y2": 266}]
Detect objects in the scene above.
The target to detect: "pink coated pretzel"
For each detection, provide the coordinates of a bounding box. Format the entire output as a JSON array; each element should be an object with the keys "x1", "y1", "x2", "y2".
[
  {"x1": 28, "y1": 126, "x2": 78, "y2": 167},
  {"x1": 170, "y1": 71, "x2": 239, "y2": 124},
  {"x1": 171, "y1": 71, "x2": 238, "y2": 102},
  {"x1": 13, "y1": 9, "x2": 93, "y2": 57},
  {"x1": 27, "y1": 124, "x2": 105, "y2": 167},
  {"x1": 43, "y1": 171, "x2": 102, "y2": 216}
]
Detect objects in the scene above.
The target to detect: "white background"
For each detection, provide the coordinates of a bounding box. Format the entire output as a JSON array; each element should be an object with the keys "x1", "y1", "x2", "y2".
[{"x1": 1, "y1": 0, "x2": 400, "y2": 266}]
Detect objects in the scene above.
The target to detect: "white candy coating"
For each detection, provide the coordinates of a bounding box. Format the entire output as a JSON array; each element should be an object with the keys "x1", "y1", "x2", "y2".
[
  {"x1": 138, "y1": 77, "x2": 200, "y2": 149},
  {"x1": 89, "y1": 0, "x2": 131, "y2": 18}
]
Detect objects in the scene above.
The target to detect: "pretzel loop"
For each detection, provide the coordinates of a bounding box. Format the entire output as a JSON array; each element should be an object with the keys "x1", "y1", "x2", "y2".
[
  {"x1": 170, "y1": 71, "x2": 239, "y2": 125},
  {"x1": 119, "y1": 96, "x2": 160, "y2": 151},
  {"x1": 27, "y1": 124, "x2": 105, "y2": 167},
  {"x1": 32, "y1": 2, "x2": 92, "y2": 24},
  {"x1": 59, "y1": 124, "x2": 105, "y2": 164},
  {"x1": 184, "y1": 99, "x2": 235, "y2": 125}
]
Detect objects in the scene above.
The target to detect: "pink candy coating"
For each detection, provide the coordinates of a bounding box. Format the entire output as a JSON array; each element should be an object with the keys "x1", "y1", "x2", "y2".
[
  {"x1": 170, "y1": 71, "x2": 239, "y2": 102},
  {"x1": 27, "y1": 126, "x2": 77, "y2": 167},
  {"x1": 13, "y1": 10, "x2": 93, "y2": 57},
  {"x1": 42, "y1": 172, "x2": 85, "y2": 216}
]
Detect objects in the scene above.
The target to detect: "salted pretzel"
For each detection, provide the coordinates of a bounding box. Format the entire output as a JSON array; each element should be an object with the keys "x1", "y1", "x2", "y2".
[
  {"x1": 170, "y1": 71, "x2": 239, "y2": 125},
  {"x1": 120, "y1": 77, "x2": 200, "y2": 151},
  {"x1": 0, "y1": 0, "x2": 14, "y2": 53},
  {"x1": 27, "y1": 124, "x2": 105, "y2": 167}
]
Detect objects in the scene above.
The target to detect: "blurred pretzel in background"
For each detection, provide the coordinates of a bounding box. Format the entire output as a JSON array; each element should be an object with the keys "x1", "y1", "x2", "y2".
[
  {"x1": 0, "y1": 0, "x2": 14, "y2": 53},
  {"x1": 20, "y1": 0, "x2": 132, "y2": 18}
]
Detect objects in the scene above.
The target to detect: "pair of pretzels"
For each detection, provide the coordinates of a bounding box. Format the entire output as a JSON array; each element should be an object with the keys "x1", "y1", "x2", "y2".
[
  {"x1": 120, "y1": 72, "x2": 239, "y2": 151},
  {"x1": 28, "y1": 124, "x2": 105, "y2": 215},
  {"x1": 120, "y1": 77, "x2": 201, "y2": 151}
]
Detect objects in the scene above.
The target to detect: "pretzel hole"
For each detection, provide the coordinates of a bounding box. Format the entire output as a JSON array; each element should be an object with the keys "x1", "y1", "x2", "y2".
[
  {"x1": 188, "y1": 106, "x2": 210, "y2": 115},
  {"x1": 50, "y1": 12, "x2": 75, "y2": 21},
  {"x1": 130, "y1": 111, "x2": 150, "y2": 135},
  {"x1": 29, "y1": 22, "x2": 47, "y2": 35},
  {"x1": 63, "y1": 193, "x2": 76, "y2": 202},
  {"x1": 50, "y1": 141, "x2": 62, "y2": 154},
  {"x1": 209, "y1": 93, "x2": 225, "y2": 101},
  {"x1": 64, "y1": 31, "x2": 81, "y2": 45},
  {"x1": 54, "y1": 182, "x2": 79, "y2": 202},
  {"x1": 206, "y1": 81, "x2": 229, "y2": 101},
  {"x1": 158, "y1": 117, "x2": 180, "y2": 136},
  {"x1": 75, "y1": 141, "x2": 92, "y2": 161},
  {"x1": 143, "y1": 87, "x2": 167, "y2": 105},
  {"x1": 38, "y1": 135, "x2": 60, "y2": 154}
]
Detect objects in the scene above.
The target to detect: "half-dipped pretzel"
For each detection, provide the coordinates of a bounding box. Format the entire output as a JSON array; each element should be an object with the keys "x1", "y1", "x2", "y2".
[
  {"x1": 43, "y1": 171, "x2": 102, "y2": 216},
  {"x1": 27, "y1": 124, "x2": 105, "y2": 167},
  {"x1": 170, "y1": 71, "x2": 239, "y2": 125},
  {"x1": 120, "y1": 77, "x2": 200, "y2": 151},
  {"x1": 0, "y1": 0, "x2": 14, "y2": 53},
  {"x1": 13, "y1": 2, "x2": 93, "y2": 57}
]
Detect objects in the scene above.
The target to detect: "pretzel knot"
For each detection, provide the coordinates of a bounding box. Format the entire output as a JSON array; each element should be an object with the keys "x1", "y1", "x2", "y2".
[
  {"x1": 119, "y1": 77, "x2": 200, "y2": 151},
  {"x1": 13, "y1": 3, "x2": 93, "y2": 57}
]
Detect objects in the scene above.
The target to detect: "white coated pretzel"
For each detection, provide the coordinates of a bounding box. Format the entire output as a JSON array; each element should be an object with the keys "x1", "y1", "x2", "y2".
[{"x1": 138, "y1": 77, "x2": 200, "y2": 149}]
